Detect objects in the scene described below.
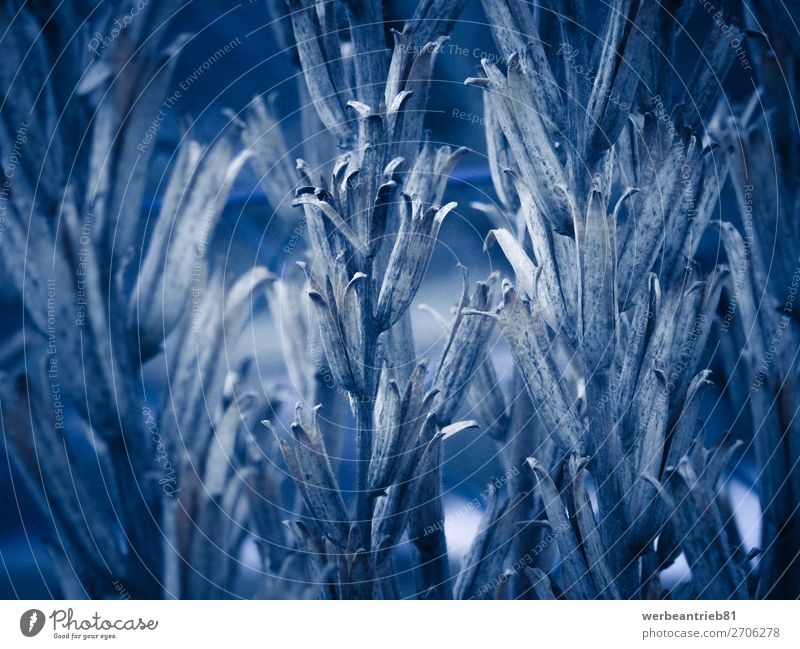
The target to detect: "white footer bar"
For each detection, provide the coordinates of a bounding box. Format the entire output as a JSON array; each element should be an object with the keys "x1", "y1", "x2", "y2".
[{"x1": 1, "y1": 600, "x2": 798, "y2": 648}]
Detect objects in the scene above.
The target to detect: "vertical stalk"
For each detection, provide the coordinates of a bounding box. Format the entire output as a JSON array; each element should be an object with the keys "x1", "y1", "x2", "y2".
[
  {"x1": 344, "y1": 0, "x2": 388, "y2": 111},
  {"x1": 412, "y1": 448, "x2": 451, "y2": 599},
  {"x1": 352, "y1": 252, "x2": 379, "y2": 553},
  {"x1": 585, "y1": 372, "x2": 637, "y2": 597},
  {"x1": 353, "y1": 392, "x2": 375, "y2": 550}
]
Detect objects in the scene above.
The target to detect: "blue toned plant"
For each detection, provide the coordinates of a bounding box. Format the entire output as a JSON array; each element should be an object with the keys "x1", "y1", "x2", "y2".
[
  {"x1": 0, "y1": 1, "x2": 266, "y2": 598},
  {"x1": 0, "y1": 0, "x2": 798, "y2": 602},
  {"x1": 461, "y1": 0, "x2": 749, "y2": 598},
  {"x1": 258, "y1": 0, "x2": 498, "y2": 598}
]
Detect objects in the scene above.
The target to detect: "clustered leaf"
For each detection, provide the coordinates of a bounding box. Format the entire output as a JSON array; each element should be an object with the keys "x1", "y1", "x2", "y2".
[{"x1": 461, "y1": 0, "x2": 758, "y2": 599}]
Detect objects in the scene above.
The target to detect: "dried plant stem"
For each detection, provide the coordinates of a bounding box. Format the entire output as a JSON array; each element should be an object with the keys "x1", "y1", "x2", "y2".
[{"x1": 353, "y1": 393, "x2": 376, "y2": 550}]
